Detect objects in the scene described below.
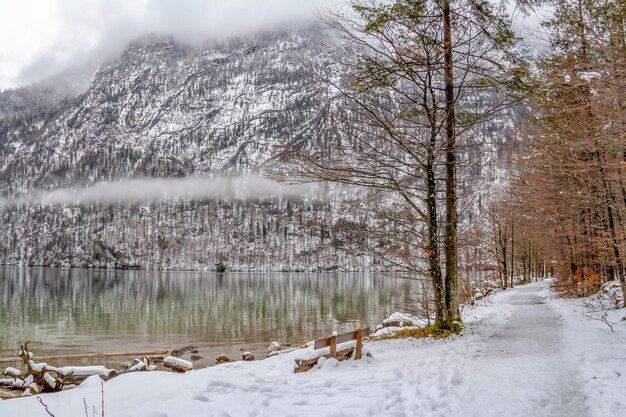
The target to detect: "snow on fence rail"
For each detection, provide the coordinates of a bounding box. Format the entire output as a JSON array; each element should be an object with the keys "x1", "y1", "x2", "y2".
[{"x1": 294, "y1": 327, "x2": 371, "y2": 373}]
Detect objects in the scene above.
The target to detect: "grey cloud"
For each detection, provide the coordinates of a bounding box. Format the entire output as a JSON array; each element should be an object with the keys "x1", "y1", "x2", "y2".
[
  {"x1": 9, "y1": 0, "x2": 331, "y2": 89},
  {"x1": 16, "y1": 53, "x2": 67, "y2": 87},
  {"x1": 0, "y1": 176, "x2": 320, "y2": 209}
]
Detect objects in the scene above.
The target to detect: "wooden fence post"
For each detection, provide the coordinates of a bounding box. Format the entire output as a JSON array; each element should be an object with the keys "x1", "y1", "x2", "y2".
[
  {"x1": 355, "y1": 328, "x2": 363, "y2": 360},
  {"x1": 329, "y1": 332, "x2": 337, "y2": 358}
]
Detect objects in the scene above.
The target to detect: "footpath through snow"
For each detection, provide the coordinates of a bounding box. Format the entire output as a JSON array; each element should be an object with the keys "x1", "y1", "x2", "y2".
[{"x1": 1, "y1": 280, "x2": 624, "y2": 417}]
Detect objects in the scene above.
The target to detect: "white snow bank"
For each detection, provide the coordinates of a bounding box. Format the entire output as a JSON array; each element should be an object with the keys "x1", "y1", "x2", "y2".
[
  {"x1": 382, "y1": 311, "x2": 427, "y2": 327},
  {"x1": 321, "y1": 357, "x2": 338, "y2": 368},
  {"x1": 79, "y1": 375, "x2": 104, "y2": 389},
  {"x1": 544, "y1": 282, "x2": 625, "y2": 417},
  {"x1": 370, "y1": 312, "x2": 431, "y2": 337}
]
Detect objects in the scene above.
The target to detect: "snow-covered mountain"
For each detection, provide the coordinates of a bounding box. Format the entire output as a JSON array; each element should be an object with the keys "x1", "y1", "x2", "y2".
[
  {"x1": 0, "y1": 27, "x2": 369, "y2": 270},
  {"x1": 0, "y1": 27, "x2": 332, "y2": 193},
  {"x1": 0, "y1": 25, "x2": 522, "y2": 271}
]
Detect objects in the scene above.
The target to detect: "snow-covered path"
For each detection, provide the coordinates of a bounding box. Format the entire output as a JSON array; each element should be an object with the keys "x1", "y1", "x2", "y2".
[
  {"x1": 1, "y1": 280, "x2": 624, "y2": 417},
  {"x1": 396, "y1": 283, "x2": 591, "y2": 417},
  {"x1": 479, "y1": 285, "x2": 590, "y2": 416}
]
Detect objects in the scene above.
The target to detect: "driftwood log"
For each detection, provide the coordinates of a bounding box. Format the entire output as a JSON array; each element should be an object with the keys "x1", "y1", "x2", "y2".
[
  {"x1": 163, "y1": 363, "x2": 191, "y2": 372},
  {"x1": 163, "y1": 356, "x2": 193, "y2": 373},
  {"x1": 1, "y1": 343, "x2": 201, "y2": 399},
  {"x1": 1, "y1": 343, "x2": 117, "y2": 397}
]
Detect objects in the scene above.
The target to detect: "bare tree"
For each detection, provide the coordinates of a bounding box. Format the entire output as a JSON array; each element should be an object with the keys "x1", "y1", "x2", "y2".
[{"x1": 281, "y1": 0, "x2": 531, "y2": 328}]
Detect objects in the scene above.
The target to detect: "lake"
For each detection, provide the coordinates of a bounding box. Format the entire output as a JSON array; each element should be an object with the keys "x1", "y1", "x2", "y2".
[{"x1": 0, "y1": 267, "x2": 419, "y2": 371}]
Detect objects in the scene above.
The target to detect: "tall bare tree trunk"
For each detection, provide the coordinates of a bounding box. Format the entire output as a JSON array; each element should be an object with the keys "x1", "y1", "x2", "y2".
[
  {"x1": 614, "y1": 0, "x2": 626, "y2": 305},
  {"x1": 443, "y1": 0, "x2": 460, "y2": 325},
  {"x1": 510, "y1": 222, "x2": 515, "y2": 287},
  {"x1": 427, "y1": 133, "x2": 446, "y2": 323},
  {"x1": 600, "y1": 169, "x2": 623, "y2": 282}
]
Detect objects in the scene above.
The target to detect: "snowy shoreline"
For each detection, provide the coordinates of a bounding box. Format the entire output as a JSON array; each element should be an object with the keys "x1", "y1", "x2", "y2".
[{"x1": 1, "y1": 280, "x2": 624, "y2": 417}]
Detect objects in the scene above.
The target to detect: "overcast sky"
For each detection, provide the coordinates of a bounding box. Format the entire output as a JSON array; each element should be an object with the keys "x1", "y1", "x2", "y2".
[
  {"x1": 0, "y1": 0, "x2": 333, "y2": 90},
  {"x1": 0, "y1": 0, "x2": 546, "y2": 91}
]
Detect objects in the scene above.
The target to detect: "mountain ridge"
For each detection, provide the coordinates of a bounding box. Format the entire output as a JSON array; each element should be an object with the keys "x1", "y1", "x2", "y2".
[{"x1": 0, "y1": 25, "x2": 519, "y2": 271}]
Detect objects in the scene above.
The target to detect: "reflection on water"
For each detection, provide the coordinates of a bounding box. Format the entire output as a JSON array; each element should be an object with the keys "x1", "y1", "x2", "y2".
[{"x1": 0, "y1": 267, "x2": 416, "y2": 369}]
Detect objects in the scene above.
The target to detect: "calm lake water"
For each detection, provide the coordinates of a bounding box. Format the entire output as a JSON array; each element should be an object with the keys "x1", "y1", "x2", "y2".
[{"x1": 0, "y1": 267, "x2": 418, "y2": 370}]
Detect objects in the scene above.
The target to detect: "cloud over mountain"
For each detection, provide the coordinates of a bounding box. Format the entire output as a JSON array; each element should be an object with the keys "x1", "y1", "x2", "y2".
[{"x1": 0, "y1": 0, "x2": 331, "y2": 89}]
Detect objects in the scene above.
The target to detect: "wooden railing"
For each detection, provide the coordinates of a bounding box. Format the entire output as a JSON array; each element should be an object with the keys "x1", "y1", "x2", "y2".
[
  {"x1": 313, "y1": 327, "x2": 371, "y2": 360},
  {"x1": 294, "y1": 327, "x2": 371, "y2": 372}
]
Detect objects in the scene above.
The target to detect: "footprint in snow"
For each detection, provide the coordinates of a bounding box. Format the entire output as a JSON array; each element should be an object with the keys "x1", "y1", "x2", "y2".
[
  {"x1": 139, "y1": 412, "x2": 168, "y2": 417},
  {"x1": 211, "y1": 411, "x2": 232, "y2": 417},
  {"x1": 193, "y1": 393, "x2": 210, "y2": 402}
]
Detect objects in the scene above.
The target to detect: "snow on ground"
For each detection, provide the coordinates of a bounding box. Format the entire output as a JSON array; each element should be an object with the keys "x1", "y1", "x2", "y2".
[{"x1": 1, "y1": 280, "x2": 624, "y2": 417}]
